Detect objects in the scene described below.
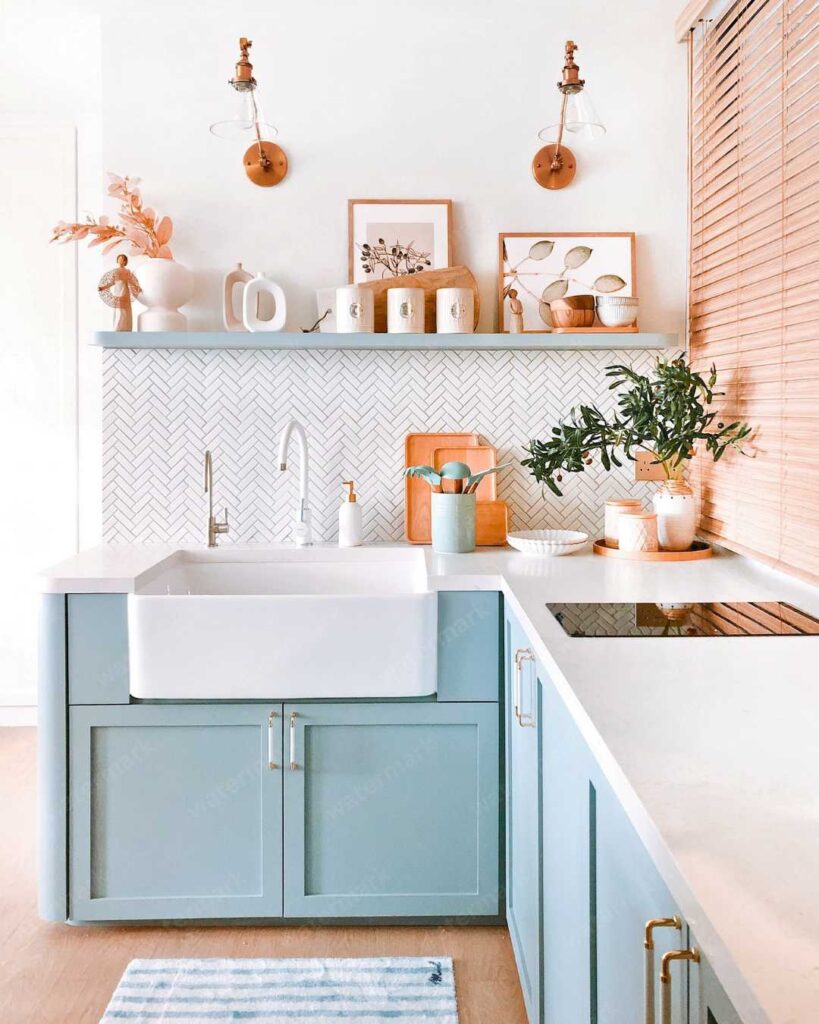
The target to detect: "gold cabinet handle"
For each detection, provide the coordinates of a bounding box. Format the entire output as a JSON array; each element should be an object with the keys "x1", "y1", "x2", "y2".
[
  {"x1": 644, "y1": 918, "x2": 681, "y2": 1024},
  {"x1": 660, "y1": 947, "x2": 699, "y2": 1024},
  {"x1": 267, "y1": 710, "x2": 278, "y2": 770},
  {"x1": 513, "y1": 648, "x2": 536, "y2": 727},
  {"x1": 289, "y1": 711, "x2": 298, "y2": 770}
]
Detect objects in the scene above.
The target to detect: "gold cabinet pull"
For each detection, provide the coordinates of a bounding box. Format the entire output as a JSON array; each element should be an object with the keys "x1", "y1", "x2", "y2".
[
  {"x1": 289, "y1": 711, "x2": 298, "y2": 770},
  {"x1": 660, "y1": 947, "x2": 699, "y2": 1024},
  {"x1": 644, "y1": 918, "x2": 681, "y2": 1024},
  {"x1": 513, "y1": 648, "x2": 536, "y2": 727},
  {"x1": 267, "y1": 710, "x2": 278, "y2": 770}
]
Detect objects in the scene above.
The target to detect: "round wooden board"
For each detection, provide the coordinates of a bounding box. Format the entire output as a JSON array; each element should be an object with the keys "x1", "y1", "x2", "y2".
[{"x1": 592, "y1": 539, "x2": 713, "y2": 561}]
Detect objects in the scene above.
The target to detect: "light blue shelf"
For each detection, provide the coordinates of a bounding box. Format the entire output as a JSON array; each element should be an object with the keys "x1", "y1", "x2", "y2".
[{"x1": 92, "y1": 330, "x2": 677, "y2": 352}]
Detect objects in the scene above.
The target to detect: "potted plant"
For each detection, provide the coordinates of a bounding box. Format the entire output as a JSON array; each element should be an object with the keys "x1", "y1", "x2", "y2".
[
  {"x1": 521, "y1": 356, "x2": 753, "y2": 550},
  {"x1": 405, "y1": 460, "x2": 512, "y2": 553},
  {"x1": 51, "y1": 173, "x2": 193, "y2": 331}
]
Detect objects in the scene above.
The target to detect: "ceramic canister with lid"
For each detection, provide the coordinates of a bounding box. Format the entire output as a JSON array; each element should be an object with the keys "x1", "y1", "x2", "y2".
[
  {"x1": 387, "y1": 287, "x2": 425, "y2": 333},
  {"x1": 617, "y1": 511, "x2": 659, "y2": 553},
  {"x1": 604, "y1": 498, "x2": 643, "y2": 547}
]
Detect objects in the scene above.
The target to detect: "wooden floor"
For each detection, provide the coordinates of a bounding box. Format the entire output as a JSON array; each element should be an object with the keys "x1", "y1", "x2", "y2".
[{"x1": 0, "y1": 728, "x2": 526, "y2": 1023}]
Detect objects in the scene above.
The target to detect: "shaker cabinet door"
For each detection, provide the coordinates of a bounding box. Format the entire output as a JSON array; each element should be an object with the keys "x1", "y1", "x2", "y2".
[
  {"x1": 689, "y1": 945, "x2": 744, "y2": 1024},
  {"x1": 505, "y1": 609, "x2": 542, "y2": 1024},
  {"x1": 282, "y1": 701, "x2": 500, "y2": 919},
  {"x1": 69, "y1": 704, "x2": 284, "y2": 921}
]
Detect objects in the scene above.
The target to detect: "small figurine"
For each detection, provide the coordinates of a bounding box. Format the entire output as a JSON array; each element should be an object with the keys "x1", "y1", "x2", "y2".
[
  {"x1": 98, "y1": 254, "x2": 142, "y2": 331},
  {"x1": 507, "y1": 288, "x2": 524, "y2": 333}
]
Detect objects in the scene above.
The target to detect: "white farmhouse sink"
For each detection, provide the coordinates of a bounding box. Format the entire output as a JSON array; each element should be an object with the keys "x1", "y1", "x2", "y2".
[{"x1": 128, "y1": 547, "x2": 437, "y2": 700}]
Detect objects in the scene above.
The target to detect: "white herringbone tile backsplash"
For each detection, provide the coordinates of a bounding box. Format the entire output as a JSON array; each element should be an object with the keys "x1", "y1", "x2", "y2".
[{"x1": 102, "y1": 348, "x2": 658, "y2": 545}]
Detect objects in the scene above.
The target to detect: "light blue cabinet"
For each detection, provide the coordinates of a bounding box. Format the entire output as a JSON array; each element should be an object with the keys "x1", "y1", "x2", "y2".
[
  {"x1": 69, "y1": 704, "x2": 283, "y2": 922},
  {"x1": 540, "y1": 671, "x2": 595, "y2": 1024},
  {"x1": 505, "y1": 608, "x2": 542, "y2": 1024},
  {"x1": 689, "y1": 944, "x2": 743, "y2": 1024},
  {"x1": 595, "y1": 772, "x2": 687, "y2": 1024},
  {"x1": 67, "y1": 594, "x2": 129, "y2": 704},
  {"x1": 283, "y1": 701, "x2": 500, "y2": 918},
  {"x1": 437, "y1": 591, "x2": 502, "y2": 701}
]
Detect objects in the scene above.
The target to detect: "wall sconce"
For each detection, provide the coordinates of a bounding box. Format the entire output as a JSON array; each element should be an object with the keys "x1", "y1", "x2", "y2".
[
  {"x1": 209, "y1": 37, "x2": 288, "y2": 187},
  {"x1": 532, "y1": 40, "x2": 605, "y2": 190}
]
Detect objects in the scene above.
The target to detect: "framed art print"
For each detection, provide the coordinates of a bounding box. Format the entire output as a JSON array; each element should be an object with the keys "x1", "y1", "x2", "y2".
[
  {"x1": 348, "y1": 199, "x2": 453, "y2": 283},
  {"x1": 498, "y1": 232, "x2": 636, "y2": 332}
]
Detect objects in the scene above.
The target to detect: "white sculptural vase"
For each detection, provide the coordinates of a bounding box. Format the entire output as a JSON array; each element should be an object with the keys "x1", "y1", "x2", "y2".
[
  {"x1": 243, "y1": 273, "x2": 287, "y2": 332},
  {"x1": 136, "y1": 258, "x2": 194, "y2": 332}
]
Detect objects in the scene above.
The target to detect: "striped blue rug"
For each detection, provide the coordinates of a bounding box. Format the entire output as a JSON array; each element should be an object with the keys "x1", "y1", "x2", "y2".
[{"x1": 100, "y1": 957, "x2": 459, "y2": 1023}]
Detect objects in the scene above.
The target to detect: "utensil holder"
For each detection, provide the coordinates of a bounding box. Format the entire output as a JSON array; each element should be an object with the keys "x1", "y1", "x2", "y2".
[{"x1": 431, "y1": 492, "x2": 476, "y2": 553}]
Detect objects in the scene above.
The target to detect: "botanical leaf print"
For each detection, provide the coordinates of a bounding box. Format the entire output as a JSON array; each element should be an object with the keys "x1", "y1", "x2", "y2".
[
  {"x1": 563, "y1": 245, "x2": 592, "y2": 269},
  {"x1": 528, "y1": 239, "x2": 555, "y2": 260},
  {"x1": 593, "y1": 274, "x2": 627, "y2": 293},
  {"x1": 541, "y1": 278, "x2": 569, "y2": 301}
]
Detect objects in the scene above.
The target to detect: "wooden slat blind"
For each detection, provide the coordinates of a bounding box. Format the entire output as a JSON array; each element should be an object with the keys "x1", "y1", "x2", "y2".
[{"x1": 688, "y1": 0, "x2": 819, "y2": 583}]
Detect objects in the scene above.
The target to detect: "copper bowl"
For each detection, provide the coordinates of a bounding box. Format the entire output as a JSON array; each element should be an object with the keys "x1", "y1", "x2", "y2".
[{"x1": 550, "y1": 295, "x2": 595, "y2": 328}]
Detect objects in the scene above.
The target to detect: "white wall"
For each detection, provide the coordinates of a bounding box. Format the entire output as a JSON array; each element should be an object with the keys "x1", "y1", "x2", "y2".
[{"x1": 97, "y1": 0, "x2": 687, "y2": 334}]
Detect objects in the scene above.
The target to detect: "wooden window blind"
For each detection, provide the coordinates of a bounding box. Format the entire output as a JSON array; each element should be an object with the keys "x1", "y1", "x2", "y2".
[{"x1": 688, "y1": 0, "x2": 819, "y2": 583}]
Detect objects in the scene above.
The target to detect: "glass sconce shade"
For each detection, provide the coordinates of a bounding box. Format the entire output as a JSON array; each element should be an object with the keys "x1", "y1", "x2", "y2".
[
  {"x1": 209, "y1": 88, "x2": 278, "y2": 141},
  {"x1": 538, "y1": 89, "x2": 606, "y2": 142}
]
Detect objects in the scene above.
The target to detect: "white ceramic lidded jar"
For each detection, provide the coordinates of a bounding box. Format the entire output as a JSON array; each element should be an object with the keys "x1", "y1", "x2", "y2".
[
  {"x1": 653, "y1": 479, "x2": 698, "y2": 551},
  {"x1": 336, "y1": 285, "x2": 374, "y2": 333},
  {"x1": 617, "y1": 511, "x2": 659, "y2": 553},
  {"x1": 387, "y1": 287, "x2": 424, "y2": 333},
  {"x1": 436, "y1": 288, "x2": 474, "y2": 334},
  {"x1": 604, "y1": 498, "x2": 643, "y2": 547}
]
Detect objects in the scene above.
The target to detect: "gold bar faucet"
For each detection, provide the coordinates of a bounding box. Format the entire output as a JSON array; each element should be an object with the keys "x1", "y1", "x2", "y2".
[{"x1": 204, "y1": 450, "x2": 230, "y2": 548}]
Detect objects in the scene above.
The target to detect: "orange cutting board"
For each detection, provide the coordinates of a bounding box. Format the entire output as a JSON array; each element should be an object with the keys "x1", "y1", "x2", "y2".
[
  {"x1": 433, "y1": 445, "x2": 497, "y2": 500},
  {"x1": 476, "y1": 500, "x2": 508, "y2": 546},
  {"x1": 405, "y1": 432, "x2": 481, "y2": 543}
]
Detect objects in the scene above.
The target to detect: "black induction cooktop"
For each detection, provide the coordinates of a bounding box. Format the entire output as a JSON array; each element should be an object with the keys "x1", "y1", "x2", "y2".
[{"x1": 547, "y1": 601, "x2": 819, "y2": 637}]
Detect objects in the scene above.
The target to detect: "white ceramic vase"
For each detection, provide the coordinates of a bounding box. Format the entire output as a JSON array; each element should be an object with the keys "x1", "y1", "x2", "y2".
[
  {"x1": 653, "y1": 480, "x2": 698, "y2": 551},
  {"x1": 222, "y1": 262, "x2": 253, "y2": 331},
  {"x1": 242, "y1": 273, "x2": 287, "y2": 332},
  {"x1": 136, "y1": 258, "x2": 194, "y2": 332}
]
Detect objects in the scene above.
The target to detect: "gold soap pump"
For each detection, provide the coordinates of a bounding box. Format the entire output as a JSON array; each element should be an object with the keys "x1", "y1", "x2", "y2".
[{"x1": 338, "y1": 479, "x2": 363, "y2": 548}]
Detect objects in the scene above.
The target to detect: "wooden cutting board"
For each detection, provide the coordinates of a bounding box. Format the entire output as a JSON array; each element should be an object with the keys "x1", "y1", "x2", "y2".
[
  {"x1": 433, "y1": 445, "x2": 497, "y2": 500},
  {"x1": 405, "y1": 432, "x2": 481, "y2": 543},
  {"x1": 476, "y1": 501, "x2": 508, "y2": 546},
  {"x1": 360, "y1": 266, "x2": 480, "y2": 333}
]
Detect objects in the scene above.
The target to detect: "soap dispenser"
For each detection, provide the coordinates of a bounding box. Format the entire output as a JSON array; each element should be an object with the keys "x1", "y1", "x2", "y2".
[{"x1": 338, "y1": 480, "x2": 363, "y2": 547}]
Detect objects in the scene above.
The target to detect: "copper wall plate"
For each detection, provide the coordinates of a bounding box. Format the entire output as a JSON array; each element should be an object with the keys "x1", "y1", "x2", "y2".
[
  {"x1": 532, "y1": 144, "x2": 576, "y2": 189},
  {"x1": 244, "y1": 141, "x2": 288, "y2": 187}
]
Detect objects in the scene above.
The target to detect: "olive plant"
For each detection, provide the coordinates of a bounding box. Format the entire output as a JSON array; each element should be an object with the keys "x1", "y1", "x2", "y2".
[{"x1": 522, "y1": 356, "x2": 752, "y2": 496}]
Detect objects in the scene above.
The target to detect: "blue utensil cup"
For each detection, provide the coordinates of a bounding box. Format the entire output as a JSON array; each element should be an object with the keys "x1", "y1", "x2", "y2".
[{"x1": 431, "y1": 492, "x2": 476, "y2": 553}]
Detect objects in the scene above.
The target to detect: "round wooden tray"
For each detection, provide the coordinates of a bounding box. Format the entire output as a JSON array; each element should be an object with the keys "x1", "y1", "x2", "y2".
[{"x1": 592, "y1": 539, "x2": 713, "y2": 561}]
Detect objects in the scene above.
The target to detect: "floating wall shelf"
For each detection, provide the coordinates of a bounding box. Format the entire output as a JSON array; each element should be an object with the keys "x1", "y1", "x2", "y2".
[{"x1": 93, "y1": 331, "x2": 677, "y2": 352}]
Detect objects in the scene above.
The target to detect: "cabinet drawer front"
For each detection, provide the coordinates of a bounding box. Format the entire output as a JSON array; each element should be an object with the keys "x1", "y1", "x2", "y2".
[
  {"x1": 69, "y1": 704, "x2": 283, "y2": 921},
  {"x1": 437, "y1": 591, "x2": 502, "y2": 701},
  {"x1": 68, "y1": 595, "x2": 129, "y2": 704},
  {"x1": 283, "y1": 702, "x2": 500, "y2": 918}
]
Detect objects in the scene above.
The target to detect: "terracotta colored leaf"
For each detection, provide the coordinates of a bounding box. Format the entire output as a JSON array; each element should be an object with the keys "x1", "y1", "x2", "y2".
[
  {"x1": 155, "y1": 216, "x2": 173, "y2": 246},
  {"x1": 155, "y1": 244, "x2": 173, "y2": 259},
  {"x1": 102, "y1": 239, "x2": 124, "y2": 255},
  {"x1": 564, "y1": 245, "x2": 592, "y2": 269},
  {"x1": 541, "y1": 278, "x2": 569, "y2": 301},
  {"x1": 529, "y1": 239, "x2": 555, "y2": 260},
  {"x1": 594, "y1": 274, "x2": 627, "y2": 293}
]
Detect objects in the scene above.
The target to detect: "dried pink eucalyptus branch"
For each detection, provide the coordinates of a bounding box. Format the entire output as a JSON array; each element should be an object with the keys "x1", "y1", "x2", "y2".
[{"x1": 50, "y1": 173, "x2": 174, "y2": 259}]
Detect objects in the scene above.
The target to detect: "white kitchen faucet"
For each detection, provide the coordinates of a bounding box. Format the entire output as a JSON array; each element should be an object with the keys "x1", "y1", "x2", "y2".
[{"x1": 277, "y1": 418, "x2": 312, "y2": 546}]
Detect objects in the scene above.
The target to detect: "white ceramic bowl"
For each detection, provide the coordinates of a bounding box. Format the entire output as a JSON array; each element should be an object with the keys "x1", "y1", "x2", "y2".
[
  {"x1": 595, "y1": 295, "x2": 639, "y2": 328},
  {"x1": 507, "y1": 529, "x2": 589, "y2": 557}
]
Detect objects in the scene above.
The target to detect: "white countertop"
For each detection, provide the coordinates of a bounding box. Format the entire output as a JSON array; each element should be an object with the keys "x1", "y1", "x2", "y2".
[{"x1": 41, "y1": 542, "x2": 819, "y2": 1024}]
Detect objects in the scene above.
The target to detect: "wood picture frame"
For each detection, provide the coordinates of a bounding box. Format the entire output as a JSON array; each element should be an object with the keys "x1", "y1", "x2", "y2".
[
  {"x1": 348, "y1": 199, "x2": 453, "y2": 284},
  {"x1": 498, "y1": 232, "x2": 637, "y2": 334}
]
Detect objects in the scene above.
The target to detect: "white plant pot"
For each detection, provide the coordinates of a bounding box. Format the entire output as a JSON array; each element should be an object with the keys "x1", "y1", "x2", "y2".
[
  {"x1": 653, "y1": 484, "x2": 698, "y2": 551},
  {"x1": 137, "y1": 258, "x2": 194, "y2": 332}
]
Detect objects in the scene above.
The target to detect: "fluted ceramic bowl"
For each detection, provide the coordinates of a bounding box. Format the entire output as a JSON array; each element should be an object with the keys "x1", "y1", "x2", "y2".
[
  {"x1": 596, "y1": 295, "x2": 639, "y2": 328},
  {"x1": 507, "y1": 529, "x2": 589, "y2": 557}
]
